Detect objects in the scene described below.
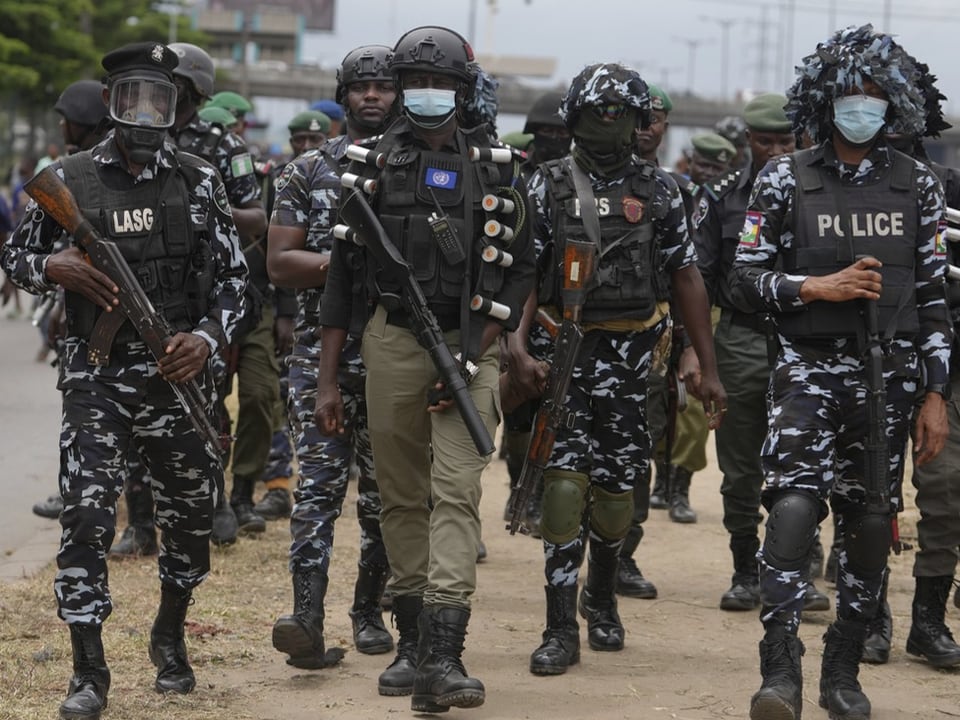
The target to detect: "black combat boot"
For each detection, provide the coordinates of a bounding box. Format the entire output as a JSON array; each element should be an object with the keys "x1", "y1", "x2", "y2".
[
  {"x1": 649, "y1": 461, "x2": 669, "y2": 509},
  {"x1": 801, "y1": 549, "x2": 831, "y2": 612},
  {"x1": 862, "y1": 571, "x2": 891, "y2": 664},
  {"x1": 906, "y1": 575, "x2": 960, "y2": 668},
  {"x1": 819, "y1": 619, "x2": 871, "y2": 720},
  {"x1": 668, "y1": 466, "x2": 698, "y2": 523},
  {"x1": 148, "y1": 584, "x2": 196, "y2": 694},
  {"x1": 721, "y1": 534, "x2": 761, "y2": 611},
  {"x1": 210, "y1": 493, "x2": 238, "y2": 547},
  {"x1": 579, "y1": 543, "x2": 625, "y2": 651},
  {"x1": 616, "y1": 528, "x2": 658, "y2": 599},
  {"x1": 530, "y1": 584, "x2": 581, "y2": 675},
  {"x1": 272, "y1": 570, "x2": 346, "y2": 669},
  {"x1": 350, "y1": 562, "x2": 394, "y2": 655},
  {"x1": 60, "y1": 624, "x2": 110, "y2": 720},
  {"x1": 253, "y1": 487, "x2": 292, "y2": 520},
  {"x1": 749, "y1": 622, "x2": 804, "y2": 720},
  {"x1": 109, "y1": 483, "x2": 157, "y2": 559},
  {"x1": 378, "y1": 594, "x2": 423, "y2": 696},
  {"x1": 231, "y1": 475, "x2": 266, "y2": 534},
  {"x1": 33, "y1": 492, "x2": 64, "y2": 519},
  {"x1": 411, "y1": 605, "x2": 485, "y2": 713}
]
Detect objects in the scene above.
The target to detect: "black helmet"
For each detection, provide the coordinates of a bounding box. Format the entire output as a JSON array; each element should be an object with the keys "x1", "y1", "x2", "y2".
[
  {"x1": 523, "y1": 91, "x2": 564, "y2": 133},
  {"x1": 55, "y1": 80, "x2": 108, "y2": 127},
  {"x1": 388, "y1": 26, "x2": 475, "y2": 85},
  {"x1": 336, "y1": 45, "x2": 392, "y2": 104},
  {"x1": 169, "y1": 42, "x2": 215, "y2": 99},
  {"x1": 559, "y1": 63, "x2": 650, "y2": 129}
]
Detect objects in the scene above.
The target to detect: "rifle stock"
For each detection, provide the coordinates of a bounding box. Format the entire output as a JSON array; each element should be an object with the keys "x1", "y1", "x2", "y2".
[
  {"x1": 24, "y1": 167, "x2": 222, "y2": 452},
  {"x1": 507, "y1": 239, "x2": 595, "y2": 534},
  {"x1": 338, "y1": 188, "x2": 495, "y2": 457}
]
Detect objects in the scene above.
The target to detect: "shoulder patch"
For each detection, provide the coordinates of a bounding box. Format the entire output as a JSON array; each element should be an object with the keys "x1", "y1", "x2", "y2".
[
  {"x1": 692, "y1": 195, "x2": 710, "y2": 229},
  {"x1": 214, "y1": 183, "x2": 232, "y2": 216},
  {"x1": 274, "y1": 162, "x2": 296, "y2": 194},
  {"x1": 739, "y1": 211, "x2": 762, "y2": 247},
  {"x1": 935, "y1": 220, "x2": 948, "y2": 258},
  {"x1": 230, "y1": 152, "x2": 254, "y2": 178}
]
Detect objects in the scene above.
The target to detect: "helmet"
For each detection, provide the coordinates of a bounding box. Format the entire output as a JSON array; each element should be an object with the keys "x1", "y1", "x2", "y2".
[
  {"x1": 55, "y1": 80, "x2": 108, "y2": 127},
  {"x1": 559, "y1": 63, "x2": 650, "y2": 128},
  {"x1": 388, "y1": 26, "x2": 475, "y2": 84},
  {"x1": 169, "y1": 43, "x2": 215, "y2": 99},
  {"x1": 714, "y1": 115, "x2": 747, "y2": 147},
  {"x1": 336, "y1": 45, "x2": 392, "y2": 104},
  {"x1": 523, "y1": 92, "x2": 564, "y2": 133},
  {"x1": 207, "y1": 91, "x2": 253, "y2": 118}
]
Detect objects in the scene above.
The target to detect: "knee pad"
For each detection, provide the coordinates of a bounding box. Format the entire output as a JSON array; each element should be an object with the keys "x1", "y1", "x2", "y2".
[
  {"x1": 843, "y1": 512, "x2": 891, "y2": 575},
  {"x1": 590, "y1": 487, "x2": 634, "y2": 540},
  {"x1": 762, "y1": 491, "x2": 822, "y2": 571},
  {"x1": 540, "y1": 470, "x2": 589, "y2": 545}
]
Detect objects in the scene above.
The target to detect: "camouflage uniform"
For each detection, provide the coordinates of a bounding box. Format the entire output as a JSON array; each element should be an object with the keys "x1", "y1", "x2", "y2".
[{"x1": 0, "y1": 134, "x2": 247, "y2": 622}]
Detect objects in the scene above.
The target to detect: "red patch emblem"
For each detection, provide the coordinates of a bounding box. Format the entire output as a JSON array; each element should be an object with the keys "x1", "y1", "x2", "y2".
[{"x1": 623, "y1": 196, "x2": 645, "y2": 224}]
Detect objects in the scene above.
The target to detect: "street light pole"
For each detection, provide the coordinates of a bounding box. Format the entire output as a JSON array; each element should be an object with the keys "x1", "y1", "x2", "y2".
[
  {"x1": 700, "y1": 16, "x2": 735, "y2": 101},
  {"x1": 673, "y1": 37, "x2": 712, "y2": 97}
]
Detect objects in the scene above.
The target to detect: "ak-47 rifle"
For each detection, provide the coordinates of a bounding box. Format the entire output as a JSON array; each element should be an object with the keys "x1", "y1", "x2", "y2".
[
  {"x1": 337, "y1": 188, "x2": 495, "y2": 457},
  {"x1": 507, "y1": 239, "x2": 596, "y2": 534},
  {"x1": 24, "y1": 167, "x2": 222, "y2": 452},
  {"x1": 862, "y1": 295, "x2": 904, "y2": 553},
  {"x1": 661, "y1": 325, "x2": 689, "y2": 492}
]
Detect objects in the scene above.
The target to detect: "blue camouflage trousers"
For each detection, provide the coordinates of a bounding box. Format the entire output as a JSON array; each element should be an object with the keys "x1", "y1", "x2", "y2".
[
  {"x1": 286, "y1": 328, "x2": 384, "y2": 574},
  {"x1": 539, "y1": 321, "x2": 666, "y2": 587},
  {"x1": 56, "y1": 376, "x2": 220, "y2": 625},
  {"x1": 758, "y1": 343, "x2": 916, "y2": 632}
]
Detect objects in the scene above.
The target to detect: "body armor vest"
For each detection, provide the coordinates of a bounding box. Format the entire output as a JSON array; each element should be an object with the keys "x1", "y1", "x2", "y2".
[
  {"x1": 777, "y1": 148, "x2": 920, "y2": 340},
  {"x1": 544, "y1": 157, "x2": 665, "y2": 323},
  {"x1": 366, "y1": 125, "x2": 509, "y2": 326},
  {"x1": 60, "y1": 152, "x2": 206, "y2": 343},
  {"x1": 176, "y1": 121, "x2": 223, "y2": 163},
  {"x1": 712, "y1": 171, "x2": 751, "y2": 310}
]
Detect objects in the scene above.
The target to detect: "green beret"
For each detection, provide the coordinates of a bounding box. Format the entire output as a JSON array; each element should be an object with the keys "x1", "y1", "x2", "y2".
[
  {"x1": 500, "y1": 131, "x2": 534, "y2": 151},
  {"x1": 647, "y1": 84, "x2": 673, "y2": 113},
  {"x1": 288, "y1": 110, "x2": 331, "y2": 134},
  {"x1": 691, "y1": 132, "x2": 737, "y2": 164},
  {"x1": 207, "y1": 91, "x2": 253, "y2": 117},
  {"x1": 742, "y1": 93, "x2": 792, "y2": 132},
  {"x1": 198, "y1": 105, "x2": 238, "y2": 128}
]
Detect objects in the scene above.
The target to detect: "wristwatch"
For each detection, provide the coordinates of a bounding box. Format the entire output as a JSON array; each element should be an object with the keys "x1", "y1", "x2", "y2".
[{"x1": 926, "y1": 383, "x2": 952, "y2": 401}]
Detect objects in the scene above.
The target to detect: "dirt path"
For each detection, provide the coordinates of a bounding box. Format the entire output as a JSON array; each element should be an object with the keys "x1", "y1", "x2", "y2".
[{"x1": 206, "y1": 440, "x2": 960, "y2": 720}]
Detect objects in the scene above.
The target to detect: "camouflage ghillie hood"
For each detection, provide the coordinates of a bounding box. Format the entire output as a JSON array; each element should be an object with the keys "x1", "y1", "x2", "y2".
[
  {"x1": 463, "y1": 66, "x2": 500, "y2": 129},
  {"x1": 913, "y1": 59, "x2": 951, "y2": 138},
  {"x1": 786, "y1": 24, "x2": 928, "y2": 143},
  {"x1": 559, "y1": 62, "x2": 650, "y2": 128}
]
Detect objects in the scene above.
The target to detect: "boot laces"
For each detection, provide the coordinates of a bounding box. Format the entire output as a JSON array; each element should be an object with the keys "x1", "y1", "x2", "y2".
[
  {"x1": 433, "y1": 618, "x2": 468, "y2": 675},
  {"x1": 760, "y1": 634, "x2": 803, "y2": 681},
  {"x1": 827, "y1": 632, "x2": 863, "y2": 689}
]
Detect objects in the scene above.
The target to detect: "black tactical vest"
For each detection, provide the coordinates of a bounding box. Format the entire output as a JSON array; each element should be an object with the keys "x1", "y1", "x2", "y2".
[
  {"x1": 176, "y1": 121, "x2": 224, "y2": 163},
  {"x1": 365, "y1": 125, "x2": 510, "y2": 327},
  {"x1": 777, "y1": 148, "x2": 920, "y2": 340},
  {"x1": 60, "y1": 152, "x2": 205, "y2": 343},
  {"x1": 543, "y1": 157, "x2": 665, "y2": 323},
  {"x1": 708, "y1": 170, "x2": 751, "y2": 310}
]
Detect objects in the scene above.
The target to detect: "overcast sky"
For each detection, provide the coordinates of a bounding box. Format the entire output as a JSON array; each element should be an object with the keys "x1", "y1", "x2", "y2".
[{"x1": 299, "y1": 0, "x2": 960, "y2": 114}]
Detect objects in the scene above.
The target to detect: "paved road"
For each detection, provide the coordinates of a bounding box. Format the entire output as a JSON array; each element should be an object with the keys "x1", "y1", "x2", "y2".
[{"x1": 0, "y1": 307, "x2": 63, "y2": 582}]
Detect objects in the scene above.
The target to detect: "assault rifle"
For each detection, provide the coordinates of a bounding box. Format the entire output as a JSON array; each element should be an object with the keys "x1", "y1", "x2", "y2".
[
  {"x1": 507, "y1": 239, "x2": 596, "y2": 534},
  {"x1": 337, "y1": 188, "x2": 495, "y2": 457},
  {"x1": 24, "y1": 167, "x2": 222, "y2": 452},
  {"x1": 862, "y1": 296, "x2": 903, "y2": 553},
  {"x1": 660, "y1": 325, "x2": 689, "y2": 493}
]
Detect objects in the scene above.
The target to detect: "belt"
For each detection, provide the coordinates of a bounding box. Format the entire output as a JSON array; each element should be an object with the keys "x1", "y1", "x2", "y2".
[
  {"x1": 728, "y1": 310, "x2": 768, "y2": 333},
  {"x1": 385, "y1": 308, "x2": 460, "y2": 332}
]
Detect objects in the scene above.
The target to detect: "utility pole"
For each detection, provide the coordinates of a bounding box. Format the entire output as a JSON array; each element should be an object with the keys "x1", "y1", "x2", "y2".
[
  {"x1": 673, "y1": 37, "x2": 713, "y2": 97},
  {"x1": 700, "y1": 16, "x2": 736, "y2": 100}
]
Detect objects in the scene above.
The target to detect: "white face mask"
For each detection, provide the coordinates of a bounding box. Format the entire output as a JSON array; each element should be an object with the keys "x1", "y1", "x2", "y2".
[
  {"x1": 403, "y1": 88, "x2": 457, "y2": 118},
  {"x1": 832, "y1": 95, "x2": 889, "y2": 145}
]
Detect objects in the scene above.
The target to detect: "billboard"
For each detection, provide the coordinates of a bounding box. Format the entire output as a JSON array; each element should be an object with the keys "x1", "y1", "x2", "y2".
[{"x1": 208, "y1": 0, "x2": 336, "y2": 31}]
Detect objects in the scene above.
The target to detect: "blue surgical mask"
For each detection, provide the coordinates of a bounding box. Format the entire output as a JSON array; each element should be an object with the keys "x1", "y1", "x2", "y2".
[
  {"x1": 403, "y1": 88, "x2": 457, "y2": 119},
  {"x1": 833, "y1": 95, "x2": 889, "y2": 145}
]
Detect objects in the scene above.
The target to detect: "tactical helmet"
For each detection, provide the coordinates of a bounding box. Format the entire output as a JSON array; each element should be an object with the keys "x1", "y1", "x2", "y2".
[
  {"x1": 388, "y1": 26, "x2": 475, "y2": 85},
  {"x1": 54, "y1": 80, "x2": 109, "y2": 128},
  {"x1": 714, "y1": 115, "x2": 747, "y2": 147},
  {"x1": 336, "y1": 45, "x2": 393, "y2": 104},
  {"x1": 169, "y1": 43, "x2": 215, "y2": 99},
  {"x1": 559, "y1": 63, "x2": 651, "y2": 129},
  {"x1": 523, "y1": 91, "x2": 564, "y2": 133}
]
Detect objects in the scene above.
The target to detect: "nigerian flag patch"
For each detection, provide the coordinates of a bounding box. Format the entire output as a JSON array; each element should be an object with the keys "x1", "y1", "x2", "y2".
[{"x1": 231, "y1": 152, "x2": 254, "y2": 177}]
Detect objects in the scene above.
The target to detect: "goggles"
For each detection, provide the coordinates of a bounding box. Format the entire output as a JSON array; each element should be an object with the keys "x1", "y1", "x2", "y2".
[
  {"x1": 590, "y1": 103, "x2": 630, "y2": 121},
  {"x1": 109, "y1": 77, "x2": 177, "y2": 128}
]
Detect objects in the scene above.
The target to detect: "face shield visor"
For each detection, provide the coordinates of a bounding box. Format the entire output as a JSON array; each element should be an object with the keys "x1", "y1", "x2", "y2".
[{"x1": 109, "y1": 77, "x2": 177, "y2": 129}]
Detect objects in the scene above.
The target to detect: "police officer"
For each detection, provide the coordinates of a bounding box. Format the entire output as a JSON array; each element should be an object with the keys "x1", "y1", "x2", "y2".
[
  {"x1": 266, "y1": 45, "x2": 395, "y2": 670},
  {"x1": 517, "y1": 63, "x2": 724, "y2": 677},
  {"x1": 714, "y1": 114, "x2": 750, "y2": 170},
  {"x1": 311, "y1": 98, "x2": 345, "y2": 137},
  {"x1": 692, "y1": 93, "x2": 807, "y2": 611},
  {"x1": 318, "y1": 26, "x2": 535, "y2": 712},
  {"x1": 0, "y1": 42, "x2": 247, "y2": 719},
  {"x1": 207, "y1": 90, "x2": 254, "y2": 135},
  {"x1": 731, "y1": 25, "x2": 951, "y2": 720},
  {"x1": 169, "y1": 43, "x2": 278, "y2": 540}
]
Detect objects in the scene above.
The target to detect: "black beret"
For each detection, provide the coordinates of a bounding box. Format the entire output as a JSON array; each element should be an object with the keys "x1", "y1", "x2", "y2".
[{"x1": 102, "y1": 42, "x2": 178, "y2": 81}]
